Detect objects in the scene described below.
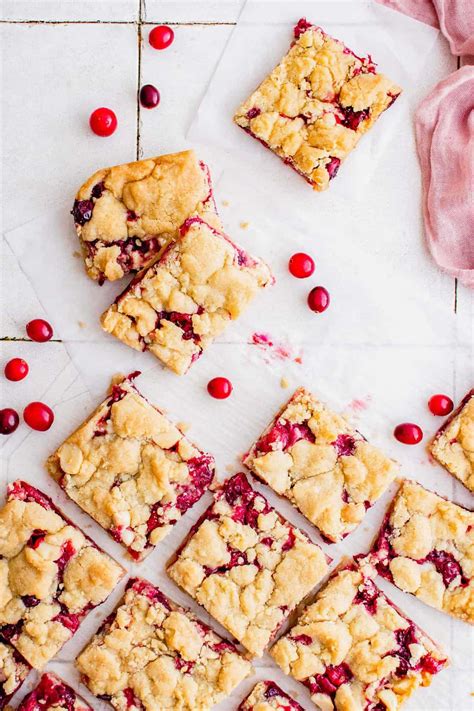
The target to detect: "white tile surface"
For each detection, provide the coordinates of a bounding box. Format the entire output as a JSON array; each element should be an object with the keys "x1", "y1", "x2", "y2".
[{"x1": 1, "y1": 2, "x2": 473, "y2": 710}]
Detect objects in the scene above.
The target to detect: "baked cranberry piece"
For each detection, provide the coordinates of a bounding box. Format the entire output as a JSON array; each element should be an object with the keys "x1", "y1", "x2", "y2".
[{"x1": 18, "y1": 672, "x2": 92, "y2": 711}]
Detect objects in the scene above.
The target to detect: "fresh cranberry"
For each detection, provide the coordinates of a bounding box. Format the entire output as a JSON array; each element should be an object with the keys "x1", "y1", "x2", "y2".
[
  {"x1": 393, "y1": 422, "x2": 423, "y2": 445},
  {"x1": 149, "y1": 25, "x2": 174, "y2": 50},
  {"x1": 26, "y1": 318, "x2": 53, "y2": 342},
  {"x1": 207, "y1": 377, "x2": 232, "y2": 399},
  {"x1": 89, "y1": 107, "x2": 117, "y2": 137},
  {"x1": 140, "y1": 84, "x2": 160, "y2": 109},
  {"x1": 4, "y1": 358, "x2": 29, "y2": 381},
  {"x1": 289, "y1": 252, "x2": 315, "y2": 278},
  {"x1": 0, "y1": 408, "x2": 19, "y2": 435},
  {"x1": 308, "y1": 286, "x2": 330, "y2": 313},
  {"x1": 23, "y1": 402, "x2": 54, "y2": 431},
  {"x1": 428, "y1": 394, "x2": 454, "y2": 416}
]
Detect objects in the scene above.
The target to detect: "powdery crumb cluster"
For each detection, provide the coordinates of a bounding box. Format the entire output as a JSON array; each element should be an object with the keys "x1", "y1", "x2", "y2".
[
  {"x1": 238, "y1": 680, "x2": 303, "y2": 710},
  {"x1": 0, "y1": 640, "x2": 30, "y2": 707},
  {"x1": 430, "y1": 389, "x2": 474, "y2": 493},
  {"x1": 0, "y1": 480, "x2": 124, "y2": 669},
  {"x1": 101, "y1": 218, "x2": 274, "y2": 375},
  {"x1": 76, "y1": 577, "x2": 251, "y2": 711},
  {"x1": 271, "y1": 562, "x2": 448, "y2": 711},
  {"x1": 47, "y1": 373, "x2": 215, "y2": 560},
  {"x1": 368, "y1": 480, "x2": 474, "y2": 624},
  {"x1": 168, "y1": 473, "x2": 329, "y2": 657},
  {"x1": 234, "y1": 19, "x2": 402, "y2": 191},
  {"x1": 243, "y1": 387, "x2": 399, "y2": 542},
  {"x1": 72, "y1": 150, "x2": 220, "y2": 283}
]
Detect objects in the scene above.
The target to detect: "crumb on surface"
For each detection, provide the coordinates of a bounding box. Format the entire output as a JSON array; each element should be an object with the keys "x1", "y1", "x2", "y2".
[
  {"x1": 280, "y1": 376, "x2": 290, "y2": 389},
  {"x1": 177, "y1": 421, "x2": 190, "y2": 433},
  {"x1": 240, "y1": 221, "x2": 250, "y2": 229},
  {"x1": 73, "y1": 250, "x2": 82, "y2": 258},
  {"x1": 222, "y1": 200, "x2": 230, "y2": 206},
  {"x1": 78, "y1": 321, "x2": 86, "y2": 329}
]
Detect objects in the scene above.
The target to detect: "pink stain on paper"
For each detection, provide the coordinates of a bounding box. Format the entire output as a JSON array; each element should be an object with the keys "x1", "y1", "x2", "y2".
[
  {"x1": 250, "y1": 332, "x2": 303, "y2": 365},
  {"x1": 347, "y1": 396, "x2": 372, "y2": 412}
]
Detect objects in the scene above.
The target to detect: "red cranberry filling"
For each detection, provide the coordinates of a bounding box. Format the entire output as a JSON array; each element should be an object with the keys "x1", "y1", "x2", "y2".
[
  {"x1": 292, "y1": 633, "x2": 313, "y2": 645},
  {"x1": 21, "y1": 595, "x2": 40, "y2": 608},
  {"x1": 417, "y1": 654, "x2": 446, "y2": 675},
  {"x1": 326, "y1": 157, "x2": 341, "y2": 179},
  {"x1": 123, "y1": 687, "x2": 144, "y2": 709},
  {"x1": 392, "y1": 624, "x2": 417, "y2": 676},
  {"x1": 9, "y1": 481, "x2": 54, "y2": 510},
  {"x1": 21, "y1": 676, "x2": 77, "y2": 711},
  {"x1": 425, "y1": 550, "x2": 466, "y2": 587},
  {"x1": 332, "y1": 433, "x2": 357, "y2": 457},
  {"x1": 281, "y1": 528, "x2": 296, "y2": 552},
  {"x1": 131, "y1": 578, "x2": 172, "y2": 610},
  {"x1": 72, "y1": 199, "x2": 94, "y2": 226},
  {"x1": 264, "y1": 683, "x2": 281, "y2": 699},
  {"x1": 205, "y1": 548, "x2": 248, "y2": 576},
  {"x1": 91, "y1": 181, "x2": 105, "y2": 199},
  {"x1": 247, "y1": 107, "x2": 261, "y2": 120},
  {"x1": 294, "y1": 18, "x2": 313, "y2": 38},
  {"x1": 256, "y1": 419, "x2": 315, "y2": 455},
  {"x1": 354, "y1": 578, "x2": 379, "y2": 614},
  {"x1": 156, "y1": 309, "x2": 203, "y2": 342},
  {"x1": 340, "y1": 106, "x2": 370, "y2": 130},
  {"x1": 27, "y1": 529, "x2": 46, "y2": 549},
  {"x1": 211, "y1": 640, "x2": 236, "y2": 654},
  {"x1": 174, "y1": 454, "x2": 214, "y2": 514},
  {"x1": 174, "y1": 657, "x2": 195, "y2": 674},
  {"x1": 222, "y1": 473, "x2": 271, "y2": 529},
  {"x1": 55, "y1": 540, "x2": 76, "y2": 578},
  {"x1": 309, "y1": 663, "x2": 352, "y2": 696}
]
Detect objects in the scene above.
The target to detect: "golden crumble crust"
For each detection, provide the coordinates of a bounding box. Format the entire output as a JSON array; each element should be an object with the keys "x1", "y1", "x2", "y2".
[
  {"x1": 46, "y1": 373, "x2": 215, "y2": 561},
  {"x1": 243, "y1": 388, "x2": 399, "y2": 542},
  {"x1": 76, "y1": 577, "x2": 251, "y2": 711},
  {"x1": 369, "y1": 480, "x2": 474, "y2": 625},
  {"x1": 72, "y1": 150, "x2": 221, "y2": 282},
  {"x1": 238, "y1": 680, "x2": 303, "y2": 710},
  {"x1": 0, "y1": 640, "x2": 29, "y2": 701},
  {"x1": 167, "y1": 473, "x2": 329, "y2": 658},
  {"x1": 101, "y1": 218, "x2": 274, "y2": 375},
  {"x1": 271, "y1": 563, "x2": 448, "y2": 711},
  {"x1": 234, "y1": 20, "x2": 401, "y2": 191},
  {"x1": 0, "y1": 481, "x2": 124, "y2": 669},
  {"x1": 430, "y1": 390, "x2": 474, "y2": 493}
]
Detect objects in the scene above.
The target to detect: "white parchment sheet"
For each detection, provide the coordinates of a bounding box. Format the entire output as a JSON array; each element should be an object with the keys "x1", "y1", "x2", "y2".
[{"x1": 3, "y1": 1, "x2": 473, "y2": 708}]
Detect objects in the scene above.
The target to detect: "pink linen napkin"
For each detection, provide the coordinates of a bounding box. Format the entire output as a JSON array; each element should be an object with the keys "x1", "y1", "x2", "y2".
[
  {"x1": 376, "y1": 0, "x2": 474, "y2": 55},
  {"x1": 414, "y1": 66, "x2": 474, "y2": 288}
]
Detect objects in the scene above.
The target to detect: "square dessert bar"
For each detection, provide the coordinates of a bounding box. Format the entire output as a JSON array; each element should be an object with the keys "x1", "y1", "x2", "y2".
[
  {"x1": 430, "y1": 389, "x2": 474, "y2": 493},
  {"x1": 234, "y1": 18, "x2": 402, "y2": 191},
  {"x1": 76, "y1": 577, "x2": 251, "y2": 711},
  {"x1": 167, "y1": 473, "x2": 329, "y2": 657},
  {"x1": 0, "y1": 480, "x2": 124, "y2": 669},
  {"x1": 101, "y1": 217, "x2": 274, "y2": 375},
  {"x1": 243, "y1": 387, "x2": 399, "y2": 543},
  {"x1": 72, "y1": 150, "x2": 220, "y2": 283},
  {"x1": 47, "y1": 372, "x2": 215, "y2": 561},
  {"x1": 18, "y1": 673, "x2": 92, "y2": 711},
  {"x1": 271, "y1": 562, "x2": 448, "y2": 711},
  {"x1": 369, "y1": 480, "x2": 474, "y2": 625},
  {"x1": 0, "y1": 641, "x2": 30, "y2": 709},
  {"x1": 238, "y1": 681, "x2": 303, "y2": 710}
]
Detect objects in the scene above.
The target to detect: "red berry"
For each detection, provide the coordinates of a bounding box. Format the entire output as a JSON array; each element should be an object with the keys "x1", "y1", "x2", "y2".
[
  {"x1": 140, "y1": 84, "x2": 160, "y2": 109},
  {"x1": 149, "y1": 25, "x2": 174, "y2": 50},
  {"x1": 89, "y1": 107, "x2": 117, "y2": 137},
  {"x1": 4, "y1": 358, "x2": 29, "y2": 381},
  {"x1": 26, "y1": 319, "x2": 53, "y2": 342},
  {"x1": 23, "y1": 402, "x2": 54, "y2": 432},
  {"x1": 428, "y1": 394, "x2": 454, "y2": 417},
  {"x1": 207, "y1": 377, "x2": 232, "y2": 399},
  {"x1": 394, "y1": 423, "x2": 423, "y2": 445},
  {"x1": 308, "y1": 286, "x2": 330, "y2": 313},
  {"x1": 0, "y1": 408, "x2": 19, "y2": 435},
  {"x1": 289, "y1": 252, "x2": 315, "y2": 278}
]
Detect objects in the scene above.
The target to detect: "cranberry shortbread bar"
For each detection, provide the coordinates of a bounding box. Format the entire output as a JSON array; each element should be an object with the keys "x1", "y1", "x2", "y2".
[
  {"x1": 76, "y1": 577, "x2": 251, "y2": 710},
  {"x1": 243, "y1": 388, "x2": 399, "y2": 543},
  {"x1": 0, "y1": 480, "x2": 124, "y2": 669},
  {"x1": 72, "y1": 150, "x2": 220, "y2": 283},
  {"x1": 234, "y1": 19, "x2": 402, "y2": 191},
  {"x1": 167, "y1": 473, "x2": 329, "y2": 657},
  {"x1": 238, "y1": 681, "x2": 303, "y2": 710},
  {"x1": 47, "y1": 372, "x2": 215, "y2": 561},
  {"x1": 18, "y1": 673, "x2": 92, "y2": 711},
  {"x1": 271, "y1": 562, "x2": 448, "y2": 711},
  {"x1": 430, "y1": 389, "x2": 474, "y2": 493},
  {"x1": 101, "y1": 217, "x2": 274, "y2": 375},
  {"x1": 369, "y1": 480, "x2": 474, "y2": 624},
  {"x1": 0, "y1": 641, "x2": 29, "y2": 709}
]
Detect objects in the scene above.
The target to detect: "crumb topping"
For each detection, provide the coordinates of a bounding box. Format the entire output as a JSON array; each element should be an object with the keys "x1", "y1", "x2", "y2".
[
  {"x1": 0, "y1": 640, "x2": 29, "y2": 700},
  {"x1": 0, "y1": 480, "x2": 124, "y2": 669},
  {"x1": 430, "y1": 390, "x2": 474, "y2": 493},
  {"x1": 271, "y1": 563, "x2": 448, "y2": 711},
  {"x1": 238, "y1": 680, "x2": 303, "y2": 710},
  {"x1": 234, "y1": 20, "x2": 401, "y2": 191},
  {"x1": 76, "y1": 577, "x2": 251, "y2": 711},
  {"x1": 369, "y1": 480, "x2": 474, "y2": 625},
  {"x1": 167, "y1": 473, "x2": 329, "y2": 657},
  {"x1": 101, "y1": 218, "x2": 274, "y2": 375},
  {"x1": 72, "y1": 150, "x2": 221, "y2": 282},
  {"x1": 47, "y1": 373, "x2": 215, "y2": 560},
  {"x1": 243, "y1": 388, "x2": 399, "y2": 542}
]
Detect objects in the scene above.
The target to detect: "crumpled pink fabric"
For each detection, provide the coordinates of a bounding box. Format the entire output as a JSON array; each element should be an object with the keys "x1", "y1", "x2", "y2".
[
  {"x1": 376, "y1": 0, "x2": 474, "y2": 55},
  {"x1": 377, "y1": 0, "x2": 474, "y2": 286},
  {"x1": 414, "y1": 66, "x2": 474, "y2": 287}
]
